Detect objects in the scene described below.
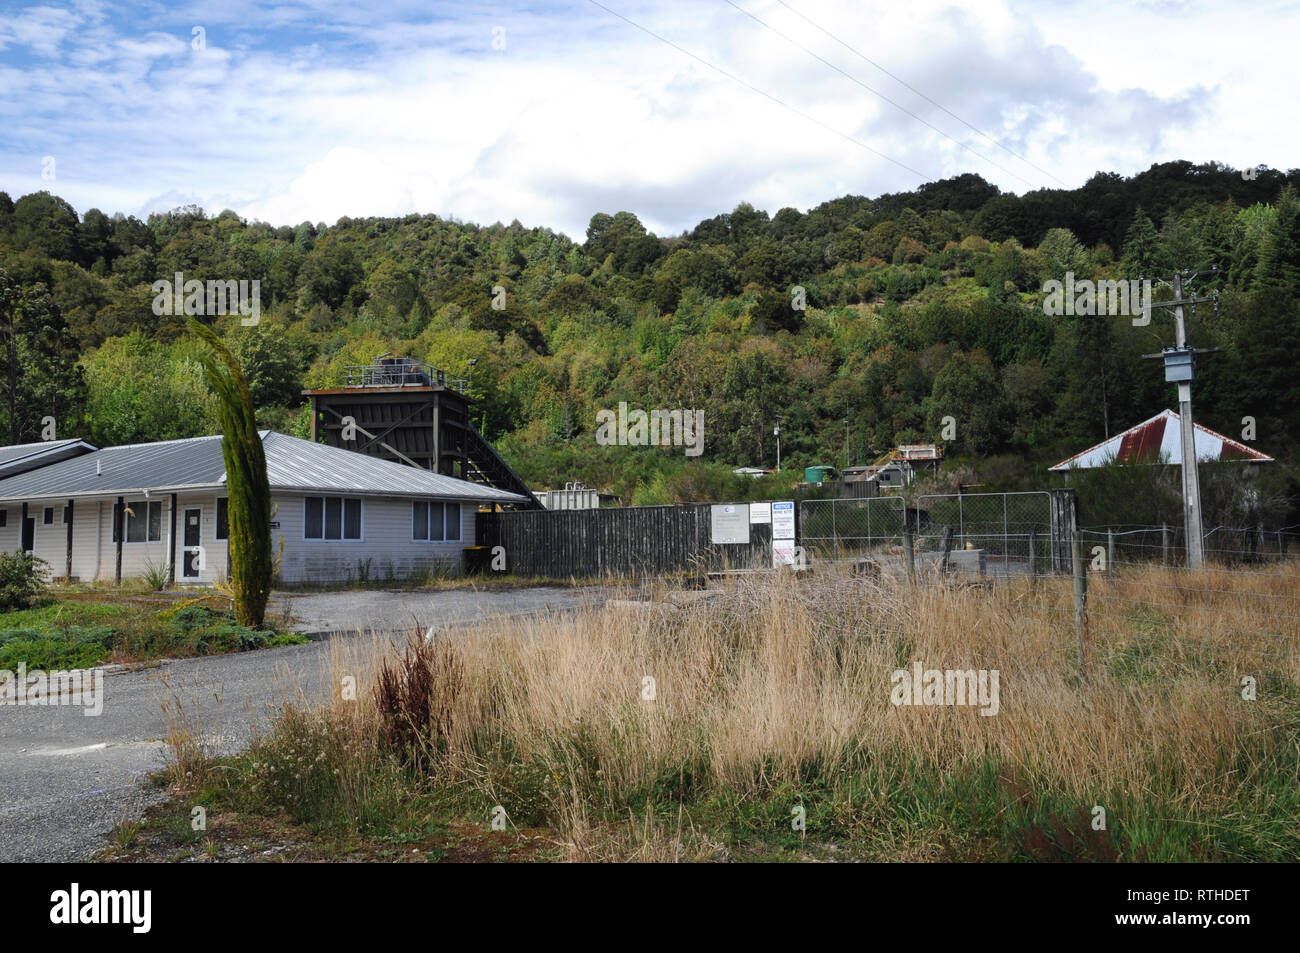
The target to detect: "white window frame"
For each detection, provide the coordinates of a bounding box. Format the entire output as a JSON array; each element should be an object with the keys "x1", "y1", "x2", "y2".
[
  {"x1": 412, "y1": 500, "x2": 462, "y2": 543},
  {"x1": 303, "y1": 495, "x2": 364, "y2": 542},
  {"x1": 121, "y1": 499, "x2": 163, "y2": 544}
]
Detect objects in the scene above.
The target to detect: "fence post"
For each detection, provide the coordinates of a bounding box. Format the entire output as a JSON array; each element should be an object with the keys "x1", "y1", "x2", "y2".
[
  {"x1": 1028, "y1": 529, "x2": 1037, "y2": 584},
  {"x1": 1161, "y1": 524, "x2": 1169, "y2": 567},
  {"x1": 903, "y1": 525, "x2": 916, "y2": 586},
  {"x1": 1049, "y1": 488, "x2": 1078, "y2": 572},
  {"x1": 1280, "y1": 528, "x2": 1287, "y2": 560},
  {"x1": 831, "y1": 498, "x2": 839, "y2": 560},
  {"x1": 1107, "y1": 528, "x2": 1115, "y2": 574},
  {"x1": 1072, "y1": 530, "x2": 1089, "y2": 681},
  {"x1": 939, "y1": 525, "x2": 953, "y2": 574}
]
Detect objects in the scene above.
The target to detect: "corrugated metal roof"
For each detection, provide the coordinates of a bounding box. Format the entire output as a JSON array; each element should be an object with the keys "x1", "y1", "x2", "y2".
[
  {"x1": 261, "y1": 432, "x2": 525, "y2": 501},
  {"x1": 1050, "y1": 410, "x2": 1274, "y2": 471},
  {"x1": 0, "y1": 432, "x2": 526, "y2": 503},
  {"x1": 0, "y1": 438, "x2": 97, "y2": 476}
]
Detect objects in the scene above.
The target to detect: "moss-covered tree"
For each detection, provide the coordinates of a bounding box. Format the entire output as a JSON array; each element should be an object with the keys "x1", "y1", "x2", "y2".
[{"x1": 190, "y1": 319, "x2": 272, "y2": 627}]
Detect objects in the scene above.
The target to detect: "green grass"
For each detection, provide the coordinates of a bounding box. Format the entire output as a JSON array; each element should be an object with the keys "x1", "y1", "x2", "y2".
[
  {"x1": 0, "y1": 596, "x2": 310, "y2": 669},
  {"x1": 158, "y1": 700, "x2": 1300, "y2": 863}
]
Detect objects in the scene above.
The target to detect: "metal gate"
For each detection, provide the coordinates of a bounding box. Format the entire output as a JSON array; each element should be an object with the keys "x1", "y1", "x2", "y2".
[
  {"x1": 798, "y1": 491, "x2": 1056, "y2": 575},
  {"x1": 915, "y1": 491, "x2": 1052, "y2": 575},
  {"x1": 797, "y1": 496, "x2": 906, "y2": 559}
]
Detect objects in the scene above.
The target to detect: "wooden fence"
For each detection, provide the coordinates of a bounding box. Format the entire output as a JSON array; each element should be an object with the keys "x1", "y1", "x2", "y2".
[{"x1": 477, "y1": 503, "x2": 773, "y2": 578}]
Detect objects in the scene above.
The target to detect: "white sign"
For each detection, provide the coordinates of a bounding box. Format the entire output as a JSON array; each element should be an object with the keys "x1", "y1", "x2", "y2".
[
  {"x1": 710, "y1": 504, "x2": 751, "y2": 545},
  {"x1": 773, "y1": 543, "x2": 805, "y2": 569},
  {"x1": 749, "y1": 502, "x2": 772, "y2": 524},
  {"x1": 772, "y1": 500, "x2": 796, "y2": 540}
]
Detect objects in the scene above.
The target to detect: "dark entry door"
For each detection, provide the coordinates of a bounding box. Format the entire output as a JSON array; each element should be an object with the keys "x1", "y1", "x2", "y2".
[
  {"x1": 183, "y1": 507, "x2": 202, "y2": 578},
  {"x1": 21, "y1": 517, "x2": 34, "y2": 553}
]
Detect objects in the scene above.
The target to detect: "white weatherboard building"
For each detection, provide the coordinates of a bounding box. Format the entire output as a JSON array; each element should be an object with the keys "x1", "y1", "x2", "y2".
[{"x1": 0, "y1": 432, "x2": 524, "y2": 585}]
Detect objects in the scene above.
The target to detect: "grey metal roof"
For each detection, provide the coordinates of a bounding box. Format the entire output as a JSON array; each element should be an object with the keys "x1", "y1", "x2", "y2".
[
  {"x1": 0, "y1": 432, "x2": 526, "y2": 504},
  {"x1": 261, "y1": 432, "x2": 525, "y2": 501},
  {"x1": 0, "y1": 438, "x2": 97, "y2": 477}
]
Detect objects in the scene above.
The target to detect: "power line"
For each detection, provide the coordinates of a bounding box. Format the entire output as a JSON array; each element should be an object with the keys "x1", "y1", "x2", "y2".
[
  {"x1": 724, "y1": 0, "x2": 1036, "y2": 189},
  {"x1": 775, "y1": 0, "x2": 1069, "y2": 188},
  {"x1": 585, "y1": 0, "x2": 932, "y2": 181}
]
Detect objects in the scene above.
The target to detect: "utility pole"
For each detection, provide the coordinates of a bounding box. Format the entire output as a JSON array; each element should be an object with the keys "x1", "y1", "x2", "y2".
[
  {"x1": 1144, "y1": 268, "x2": 1219, "y2": 571},
  {"x1": 1171, "y1": 272, "x2": 1204, "y2": 570},
  {"x1": 774, "y1": 421, "x2": 781, "y2": 472}
]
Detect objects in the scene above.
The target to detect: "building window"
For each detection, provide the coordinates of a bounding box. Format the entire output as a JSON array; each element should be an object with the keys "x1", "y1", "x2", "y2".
[
  {"x1": 0, "y1": 510, "x2": 7, "y2": 527},
  {"x1": 413, "y1": 501, "x2": 461, "y2": 542},
  {"x1": 135, "y1": 501, "x2": 162, "y2": 542},
  {"x1": 304, "y1": 496, "x2": 362, "y2": 541},
  {"x1": 216, "y1": 498, "x2": 229, "y2": 540},
  {"x1": 43, "y1": 507, "x2": 54, "y2": 525},
  {"x1": 115, "y1": 500, "x2": 163, "y2": 543}
]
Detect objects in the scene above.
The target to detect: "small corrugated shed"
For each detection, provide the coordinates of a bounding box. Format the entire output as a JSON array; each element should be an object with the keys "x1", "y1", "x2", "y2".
[{"x1": 1049, "y1": 410, "x2": 1273, "y2": 471}]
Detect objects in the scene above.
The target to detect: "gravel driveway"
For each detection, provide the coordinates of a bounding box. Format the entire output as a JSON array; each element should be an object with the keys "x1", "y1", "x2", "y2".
[{"x1": 0, "y1": 585, "x2": 607, "y2": 863}]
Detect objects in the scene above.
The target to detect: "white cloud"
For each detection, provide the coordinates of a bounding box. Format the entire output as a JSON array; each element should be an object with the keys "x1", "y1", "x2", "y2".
[{"x1": 0, "y1": 0, "x2": 1293, "y2": 239}]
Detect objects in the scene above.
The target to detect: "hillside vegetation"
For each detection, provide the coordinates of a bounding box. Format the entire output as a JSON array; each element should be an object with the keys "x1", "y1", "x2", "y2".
[{"x1": 2, "y1": 160, "x2": 1298, "y2": 512}]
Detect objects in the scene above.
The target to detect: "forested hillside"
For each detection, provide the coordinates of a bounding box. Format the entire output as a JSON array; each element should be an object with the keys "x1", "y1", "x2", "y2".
[{"x1": 1, "y1": 159, "x2": 1298, "y2": 508}]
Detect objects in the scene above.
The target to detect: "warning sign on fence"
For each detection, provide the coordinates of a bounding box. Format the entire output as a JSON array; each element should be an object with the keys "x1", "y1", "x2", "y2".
[{"x1": 772, "y1": 500, "x2": 796, "y2": 540}]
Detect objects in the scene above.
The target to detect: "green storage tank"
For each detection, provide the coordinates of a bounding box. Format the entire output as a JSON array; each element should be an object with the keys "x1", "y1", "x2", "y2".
[{"x1": 805, "y1": 465, "x2": 837, "y2": 484}]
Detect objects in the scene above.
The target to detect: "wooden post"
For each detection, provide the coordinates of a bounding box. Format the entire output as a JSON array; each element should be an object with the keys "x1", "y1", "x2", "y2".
[
  {"x1": 939, "y1": 525, "x2": 953, "y2": 574},
  {"x1": 1107, "y1": 528, "x2": 1115, "y2": 574},
  {"x1": 1049, "y1": 488, "x2": 1078, "y2": 572},
  {"x1": 432, "y1": 394, "x2": 442, "y2": 474},
  {"x1": 1072, "y1": 530, "x2": 1089, "y2": 681},
  {"x1": 1161, "y1": 523, "x2": 1169, "y2": 567},
  {"x1": 115, "y1": 495, "x2": 124, "y2": 585},
  {"x1": 64, "y1": 499, "x2": 74, "y2": 581},
  {"x1": 167, "y1": 493, "x2": 178, "y2": 587}
]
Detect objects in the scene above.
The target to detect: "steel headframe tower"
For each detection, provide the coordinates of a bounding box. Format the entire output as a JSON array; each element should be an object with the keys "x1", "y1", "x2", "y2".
[{"x1": 1146, "y1": 267, "x2": 1220, "y2": 570}]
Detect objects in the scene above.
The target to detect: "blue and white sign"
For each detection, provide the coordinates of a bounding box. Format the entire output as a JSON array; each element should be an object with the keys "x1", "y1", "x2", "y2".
[{"x1": 771, "y1": 500, "x2": 796, "y2": 540}]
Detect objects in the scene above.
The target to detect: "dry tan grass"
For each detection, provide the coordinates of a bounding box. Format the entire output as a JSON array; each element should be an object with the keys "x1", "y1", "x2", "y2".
[{"x1": 221, "y1": 561, "x2": 1300, "y2": 860}]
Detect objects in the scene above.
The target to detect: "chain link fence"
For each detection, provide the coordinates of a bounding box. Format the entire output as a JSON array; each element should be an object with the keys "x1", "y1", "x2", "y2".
[
  {"x1": 915, "y1": 491, "x2": 1052, "y2": 575},
  {"x1": 797, "y1": 496, "x2": 906, "y2": 560},
  {"x1": 799, "y1": 491, "x2": 1054, "y2": 578}
]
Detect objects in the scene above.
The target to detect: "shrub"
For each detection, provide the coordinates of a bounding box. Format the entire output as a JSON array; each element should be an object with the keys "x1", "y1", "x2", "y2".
[
  {"x1": 140, "y1": 557, "x2": 170, "y2": 591},
  {"x1": 374, "y1": 634, "x2": 464, "y2": 770},
  {"x1": 0, "y1": 551, "x2": 48, "y2": 611}
]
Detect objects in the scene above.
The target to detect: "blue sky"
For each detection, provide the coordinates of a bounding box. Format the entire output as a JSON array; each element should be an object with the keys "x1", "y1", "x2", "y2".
[{"x1": 0, "y1": 0, "x2": 1293, "y2": 239}]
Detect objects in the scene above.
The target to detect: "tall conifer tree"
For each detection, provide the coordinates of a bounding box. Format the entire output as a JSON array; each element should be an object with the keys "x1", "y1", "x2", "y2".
[{"x1": 190, "y1": 319, "x2": 271, "y2": 627}]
